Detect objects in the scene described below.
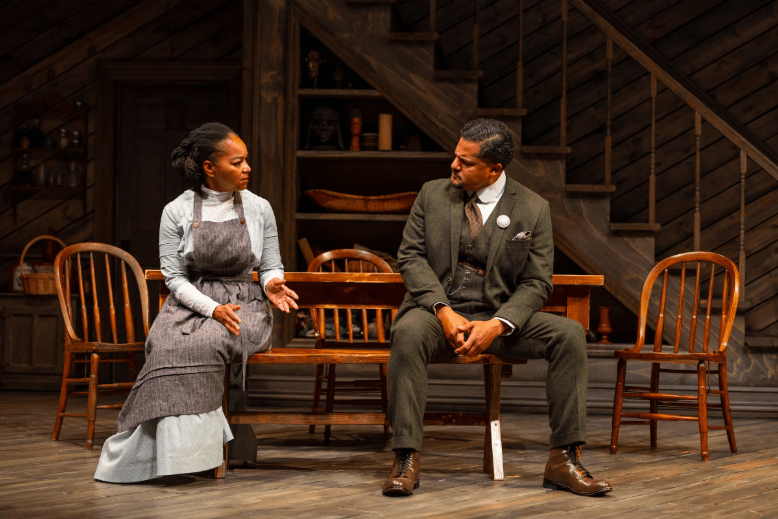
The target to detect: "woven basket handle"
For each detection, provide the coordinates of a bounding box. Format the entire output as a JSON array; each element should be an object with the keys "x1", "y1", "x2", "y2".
[{"x1": 19, "y1": 235, "x2": 68, "y2": 277}]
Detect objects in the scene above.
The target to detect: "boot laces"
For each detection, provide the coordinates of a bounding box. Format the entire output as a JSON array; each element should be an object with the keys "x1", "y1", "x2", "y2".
[
  {"x1": 567, "y1": 445, "x2": 593, "y2": 479},
  {"x1": 394, "y1": 450, "x2": 413, "y2": 477}
]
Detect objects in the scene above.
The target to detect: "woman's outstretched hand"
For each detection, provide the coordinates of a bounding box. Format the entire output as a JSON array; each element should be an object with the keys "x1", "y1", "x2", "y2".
[
  {"x1": 266, "y1": 278, "x2": 300, "y2": 313},
  {"x1": 213, "y1": 303, "x2": 242, "y2": 336}
]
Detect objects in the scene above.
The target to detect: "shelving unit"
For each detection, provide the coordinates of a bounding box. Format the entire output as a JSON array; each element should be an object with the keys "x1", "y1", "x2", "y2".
[
  {"x1": 8, "y1": 98, "x2": 88, "y2": 223},
  {"x1": 284, "y1": 22, "x2": 452, "y2": 272}
]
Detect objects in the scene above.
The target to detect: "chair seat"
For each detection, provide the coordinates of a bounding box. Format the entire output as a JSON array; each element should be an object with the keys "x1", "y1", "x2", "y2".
[
  {"x1": 68, "y1": 341, "x2": 146, "y2": 353},
  {"x1": 614, "y1": 349, "x2": 726, "y2": 364}
]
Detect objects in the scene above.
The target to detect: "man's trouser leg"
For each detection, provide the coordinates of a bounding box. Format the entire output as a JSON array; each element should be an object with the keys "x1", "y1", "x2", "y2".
[
  {"x1": 485, "y1": 312, "x2": 588, "y2": 448},
  {"x1": 387, "y1": 308, "x2": 451, "y2": 451}
]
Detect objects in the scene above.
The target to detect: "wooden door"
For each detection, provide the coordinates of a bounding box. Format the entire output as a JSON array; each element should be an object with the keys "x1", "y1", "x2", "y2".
[{"x1": 116, "y1": 84, "x2": 237, "y2": 270}]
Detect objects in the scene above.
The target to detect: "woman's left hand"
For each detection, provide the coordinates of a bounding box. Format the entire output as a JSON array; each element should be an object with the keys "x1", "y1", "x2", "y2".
[{"x1": 266, "y1": 277, "x2": 300, "y2": 313}]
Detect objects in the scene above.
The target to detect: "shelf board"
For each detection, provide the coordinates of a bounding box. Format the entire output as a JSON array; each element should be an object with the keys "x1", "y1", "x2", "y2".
[
  {"x1": 298, "y1": 88, "x2": 383, "y2": 99},
  {"x1": 297, "y1": 150, "x2": 450, "y2": 160},
  {"x1": 12, "y1": 148, "x2": 85, "y2": 156},
  {"x1": 389, "y1": 32, "x2": 439, "y2": 42},
  {"x1": 477, "y1": 107, "x2": 527, "y2": 117},
  {"x1": 433, "y1": 70, "x2": 484, "y2": 80},
  {"x1": 297, "y1": 213, "x2": 409, "y2": 222}
]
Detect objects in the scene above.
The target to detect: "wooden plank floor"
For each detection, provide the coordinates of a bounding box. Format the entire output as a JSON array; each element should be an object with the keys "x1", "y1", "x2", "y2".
[{"x1": 2, "y1": 391, "x2": 778, "y2": 518}]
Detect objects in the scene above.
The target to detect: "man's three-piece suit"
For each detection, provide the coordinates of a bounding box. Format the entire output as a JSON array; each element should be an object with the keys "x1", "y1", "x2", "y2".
[{"x1": 388, "y1": 175, "x2": 588, "y2": 452}]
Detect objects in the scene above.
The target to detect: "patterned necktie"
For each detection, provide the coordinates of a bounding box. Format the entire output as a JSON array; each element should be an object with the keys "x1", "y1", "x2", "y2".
[{"x1": 465, "y1": 192, "x2": 483, "y2": 239}]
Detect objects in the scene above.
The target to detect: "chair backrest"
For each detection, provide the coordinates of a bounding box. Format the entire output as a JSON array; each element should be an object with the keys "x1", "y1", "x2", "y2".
[
  {"x1": 634, "y1": 252, "x2": 739, "y2": 355},
  {"x1": 54, "y1": 243, "x2": 150, "y2": 345},
  {"x1": 307, "y1": 249, "x2": 394, "y2": 343}
]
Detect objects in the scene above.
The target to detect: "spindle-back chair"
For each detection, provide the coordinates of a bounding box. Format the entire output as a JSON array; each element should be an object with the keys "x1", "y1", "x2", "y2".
[
  {"x1": 52, "y1": 243, "x2": 150, "y2": 449},
  {"x1": 307, "y1": 249, "x2": 395, "y2": 441},
  {"x1": 610, "y1": 251, "x2": 739, "y2": 461}
]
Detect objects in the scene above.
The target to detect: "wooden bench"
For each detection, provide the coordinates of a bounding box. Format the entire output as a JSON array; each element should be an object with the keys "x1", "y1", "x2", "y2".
[{"x1": 145, "y1": 270, "x2": 603, "y2": 480}]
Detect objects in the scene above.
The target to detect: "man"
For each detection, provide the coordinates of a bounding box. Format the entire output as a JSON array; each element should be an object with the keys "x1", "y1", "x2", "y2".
[{"x1": 382, "y1": 119, "x2": 611, "y2": 497}]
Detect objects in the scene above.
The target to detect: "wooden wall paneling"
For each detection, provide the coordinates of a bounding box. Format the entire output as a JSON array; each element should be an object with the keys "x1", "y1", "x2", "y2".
[
  {"x1": 135, "y1": 0, "x2": 238, "y2": 60},
  {"x1": 178, "y1": 26, "x2": 243, "y2": 61},
  {"x1": 0, "y1": 0, "x2": 140, "y2": 84},
  {"x1": 0, "y1": 0, "x2": 59, "y2": 32},
  {"x1": 0, "y1": 0, "x2": 189, "y2": 111}
]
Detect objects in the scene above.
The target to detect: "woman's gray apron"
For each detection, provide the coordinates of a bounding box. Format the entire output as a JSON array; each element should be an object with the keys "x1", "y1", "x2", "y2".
[{"x1": 117, "y1": 190, "x2": 272, "y2": 433}]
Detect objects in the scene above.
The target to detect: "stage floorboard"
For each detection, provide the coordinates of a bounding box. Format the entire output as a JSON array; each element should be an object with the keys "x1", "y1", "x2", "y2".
[{"x1": 1, "y1": 391, "x2": 777, "y2": 518}]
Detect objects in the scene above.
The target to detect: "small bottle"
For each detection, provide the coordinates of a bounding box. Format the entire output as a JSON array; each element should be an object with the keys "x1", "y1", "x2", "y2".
[
  {"x1": 71, "y1": 130, "x2": 81, "y2": 149},
  {"x1": 66, "y1": 161, "x2": 80, "y2": 187},
  {"x1": 59, "y1": 128, "x2": 69, "y2": 149},
  {"x1": 33, "y1": 162, "x2": 47, "y2": 187},
  {"x1": 18, "y1": 153, "x2": 32, "y2": 186}
]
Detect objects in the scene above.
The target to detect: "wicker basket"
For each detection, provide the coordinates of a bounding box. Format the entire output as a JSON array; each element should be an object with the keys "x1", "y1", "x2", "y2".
[
  {"x1": 305, "y1": 189, "x2": 418, "y2": 214},
  {"x1": 19, "y1": 235, "x2": 67, "y2": 295}
]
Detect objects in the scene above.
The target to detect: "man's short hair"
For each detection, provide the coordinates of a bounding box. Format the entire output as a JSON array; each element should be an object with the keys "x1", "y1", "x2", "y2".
[{"x1": 460, "y1": 118, "x2": 514, "y2": 167}]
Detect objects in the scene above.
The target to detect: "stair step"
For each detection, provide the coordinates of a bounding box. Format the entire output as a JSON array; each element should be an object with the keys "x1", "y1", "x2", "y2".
[
  {"x1": 610, "y1": 222, "x2": 661, "y2": 232},
  {"x1": 521, "y1": 145, "x2": 572, "y2": 155},
  {"x1": 433, "y1": 70, "x2": 484, "y2": 80},
  {"x1": 477, "y1": 107, "x2": 527, "y2": 117},
  {"x1": 566, "y1": 184, "x2": 616, "y2": 193},
  {"x1": 389, "y1": 32, "x2": 439, "y2": 42},
  {"x1": 745, "y1": 335, "x2": 778, "y2": 348},
  {"x1": 347, "y1": 0, "x2": 394, "y2": 4}
]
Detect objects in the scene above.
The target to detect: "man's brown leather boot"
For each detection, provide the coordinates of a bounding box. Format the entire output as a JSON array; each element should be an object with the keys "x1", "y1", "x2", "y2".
[
  {"x1": 543, "y1": 444, "x2": 612, "y2": 496},
  {"x1": 382, "y1": 449, "x2": 420, "y2": 496}
]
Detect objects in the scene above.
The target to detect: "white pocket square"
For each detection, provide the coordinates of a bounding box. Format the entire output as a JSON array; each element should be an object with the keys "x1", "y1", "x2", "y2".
[{"x1": 511, "y1": 231, "x2": 532, "y2": 241}]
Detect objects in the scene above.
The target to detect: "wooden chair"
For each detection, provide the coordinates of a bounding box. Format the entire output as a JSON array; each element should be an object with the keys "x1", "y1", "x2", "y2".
[
  {"x1": 610, "y1": 251, "x2": 739, "y2": 461},
  {"x1": 52, "y1": 243, "x2": 150, "y2": 449},
  {"x1": 307, "y1": 249, "x2": 395, "y2": 441}
]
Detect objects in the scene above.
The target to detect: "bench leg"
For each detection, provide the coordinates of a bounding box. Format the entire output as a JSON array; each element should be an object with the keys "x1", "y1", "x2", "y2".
[{"x1": 483, "y1": 365, "x2": 504, "y2": 480}]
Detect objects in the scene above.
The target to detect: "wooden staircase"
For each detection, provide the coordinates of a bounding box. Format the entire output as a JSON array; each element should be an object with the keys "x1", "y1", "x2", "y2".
[{"x1": 296, "y1": 0, "x2": 778, "y2": 380}]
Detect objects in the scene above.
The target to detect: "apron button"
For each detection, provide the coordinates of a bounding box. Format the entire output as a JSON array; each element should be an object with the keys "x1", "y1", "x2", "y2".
[
  {"x1": 240, "y1": 219, "x2": 246, "y2": 225},
  {"x1": 193, "y1": 222, "x2": 200, "y2": 228}
]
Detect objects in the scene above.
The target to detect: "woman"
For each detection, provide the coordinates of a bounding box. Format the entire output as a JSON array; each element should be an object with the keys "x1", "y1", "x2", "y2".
[{"x1": 95, "y1": 122, "x2": 298, "y2": 483}]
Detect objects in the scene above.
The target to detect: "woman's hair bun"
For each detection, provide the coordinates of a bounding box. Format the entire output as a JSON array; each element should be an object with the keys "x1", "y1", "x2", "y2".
[{"x1": 170, "y1": 123, "x2": 235, "y2": 186}]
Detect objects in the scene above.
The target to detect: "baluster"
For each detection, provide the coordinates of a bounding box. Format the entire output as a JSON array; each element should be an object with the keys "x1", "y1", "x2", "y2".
[
  {"x1": 605, "y1": 37, "x2": 613, "y2": 190},
  {"x1": 739, "y1": 150, "x2": 747, "y2": 300},
  {"x1": 104, "y1": 255, "x2": 118, "y2": 344},
  {"x1": 653, "y1": 269, "x2": 668, "y2": 352},
  {"x1": 473, "y1": 0, "x2": 480, "y2": 72},
  {"x1": 429, "y1": 0, "x2": 436, "y2": 32},
  {"x1": 121, "y1": 262, "x2": 135, "y2": 343},
  {"x1": 516, "y1": 0, "x2": 524, "y2": 111},
  {"x1": 649, "y1": 75, "x2": 657, "y2": 227},
  {"x1": 560, "y1": 0, "x2": 568, "y2": 148},
  {"x1": 694, "y1": 112, "x2": 702, "y2": 251}
]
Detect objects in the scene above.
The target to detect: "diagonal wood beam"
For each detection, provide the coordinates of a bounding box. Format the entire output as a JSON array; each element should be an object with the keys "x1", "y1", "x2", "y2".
[{"x1": 569, "y1": 0, "x2": 778, "y2": 181}]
